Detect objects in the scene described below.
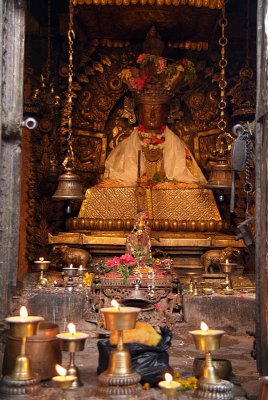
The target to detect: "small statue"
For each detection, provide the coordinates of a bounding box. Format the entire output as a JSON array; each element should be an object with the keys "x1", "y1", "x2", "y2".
[
  {"x1": 51, "y1": 245, "x2": 92, "y2": 268},
  {"x1": 201, "y1": 247, "x2": 240, "y2": 274}
]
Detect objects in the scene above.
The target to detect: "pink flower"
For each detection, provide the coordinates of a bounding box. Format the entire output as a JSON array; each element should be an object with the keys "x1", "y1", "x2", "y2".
[
  {"x1": 138, "y1": 211, "x2": 149, "y2": 221},
  {"x1": 143, "y1": 138, "x2": 151, "y2": 144},
  {"x1": 137, "y1": 53, "x2": 148, "y2": 64},
  {"x1": 129, "y1": 74, "x2": 149, "y2": 90},
  {"x1": 146, "y1": 226, "x2": 152, "y2": 235},
  {"x1": 151, "y1": 136, "x2": 165, "y2": 144},
  {"x1": 119, "y1": 254, "x2": 136, "y2": 265},
  {"x1": 106, "y1": 256, "x2": 120, "y2": 267}
]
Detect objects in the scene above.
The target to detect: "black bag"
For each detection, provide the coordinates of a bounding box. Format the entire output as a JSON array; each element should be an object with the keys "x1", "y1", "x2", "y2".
[{"x1": 97, "y1": 327, "x2": 172, "y2": 385}]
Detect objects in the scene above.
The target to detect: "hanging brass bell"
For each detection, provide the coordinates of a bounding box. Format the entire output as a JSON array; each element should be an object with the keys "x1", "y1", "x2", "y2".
[
  {"x1": 52, "y1": 170, "x2": 84, "y2": 200},
  {"x1": 205, "y1": 159, "x2": 232, "y2": 190}
]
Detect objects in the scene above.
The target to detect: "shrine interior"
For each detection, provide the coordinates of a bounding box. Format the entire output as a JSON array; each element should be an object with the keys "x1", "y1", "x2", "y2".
[{"x1": 0, "y1": 0, "x2": 267, "y2": 399}]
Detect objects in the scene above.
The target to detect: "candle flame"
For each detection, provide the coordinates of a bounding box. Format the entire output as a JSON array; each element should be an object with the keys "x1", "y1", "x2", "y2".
[
  {"x1": 39, "y1": 257, "x2": 44, "y2": 261},
  {"x1": 20, "y1": 306, "x2": 28, "y2": 318},
  {"x1": 226, "y1": 259, "x2": 229, "y2": 264},
  {"x1": 165, "y1": 373, "x2": 173, "y2": 383},
  {"x1": 69, "y1": 264, "x2": 73, "y2": 268},
  {"x1": 68, "y1": 323, "x2": 76, "y2": 334},
  {"x1": 55, "y1": 364, "x2": 67, "y2": 377},
  {"x1": 200, "y1": 321, "x2": 209, "y2": 332},
  {"x1": 111, "y1": 299, "x2": 120, "y2": 310}
]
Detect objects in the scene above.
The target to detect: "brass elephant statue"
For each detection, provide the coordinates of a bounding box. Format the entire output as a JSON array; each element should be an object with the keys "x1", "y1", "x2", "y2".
[
  {"x1": 201, "y1": 247, "x2": 240, "y2": 274},
  {"x1": 51, "y1": 245, "x2": 92, "y2": 268}
]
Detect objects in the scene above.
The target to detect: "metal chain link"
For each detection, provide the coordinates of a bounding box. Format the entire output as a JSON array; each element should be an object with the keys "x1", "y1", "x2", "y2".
[
  {"x1": 217, "y1": 1, "x2": 228, "y2": 135},
  {"x1": 244, "y1": 124, "x2": 253, "y2": 217},
  {"x1": 64, "y1": 0, "x2": 76, "y2": 169}
]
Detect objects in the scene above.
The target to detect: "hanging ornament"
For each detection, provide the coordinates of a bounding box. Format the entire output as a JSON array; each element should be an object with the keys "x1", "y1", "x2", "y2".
[
  {"x1": 52, "y1": 0, "x2": 84, "y2": 201},
  {"x1": 206, "y1": 0, "x2": 232, "y2": 190}
]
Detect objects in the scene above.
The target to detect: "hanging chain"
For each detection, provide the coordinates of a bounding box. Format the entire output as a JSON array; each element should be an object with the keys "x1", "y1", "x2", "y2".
[
  {"x1": 63, "y1": 0, "x2": 76, "y2": 170},
  {"x1": 216, "y1": 0, "x2": 232, "y2": 155},
  {"x1": 244, "y1": 122, "x2": 253, "y2": 217},
  {"x1": 46, "y1": 0, "x2": 51, "y2": 83}
]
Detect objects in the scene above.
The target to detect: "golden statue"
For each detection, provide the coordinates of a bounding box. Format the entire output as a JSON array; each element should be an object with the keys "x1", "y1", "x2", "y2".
[{"x1": 78, "y1": 34, "x2": 221, "y2": 231}]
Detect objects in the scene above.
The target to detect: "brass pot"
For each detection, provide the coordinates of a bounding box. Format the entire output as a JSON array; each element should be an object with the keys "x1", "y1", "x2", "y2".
[
  {"x1": 193, "y1": 357, "x2": 232, "y2": 380},
  {"x1": 258, "y1": 376, "x2": 268, "y2": 400},
  {"x1": 3, "y1": 322, "x2": 62, "y2": 380}
]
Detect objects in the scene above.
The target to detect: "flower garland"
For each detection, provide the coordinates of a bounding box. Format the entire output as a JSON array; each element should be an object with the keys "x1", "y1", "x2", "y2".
[
  {"x1": 119, "y1": 53, "x2": 196, "y2": 92},
  {"x1": 137, "y1": 124, "x2": 166, "y2": 150}
]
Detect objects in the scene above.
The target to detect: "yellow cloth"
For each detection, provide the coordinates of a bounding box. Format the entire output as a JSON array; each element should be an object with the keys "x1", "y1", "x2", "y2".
[{"x1": 109, "y1": 322, "x2": 161, "y2": 346}]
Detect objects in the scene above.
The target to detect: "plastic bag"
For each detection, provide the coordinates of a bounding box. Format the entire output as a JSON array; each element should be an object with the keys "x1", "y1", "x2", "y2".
[{"x1": 97, "y1": 327, "x2": 172, "y2": 385}]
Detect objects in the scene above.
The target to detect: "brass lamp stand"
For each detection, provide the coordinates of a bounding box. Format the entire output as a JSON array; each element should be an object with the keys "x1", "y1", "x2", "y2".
[
  {"x1": 34, "y1": 257, "x2": 51, "y2": 288},
  {"x1": 57, "y1": 324, "x2": 89, "y2": 389},
  {"x1": 98, "y1": 306, "x2": 142, "y2": 397},
  {"x1": 221, "y1": 262, "x2": 236, "y2": 295},
  {"x1": 0, "y1": 309, "x2": 44, "y2": 395},
  {"x1": 190, "y1": 323, "x2": 234, "y2": 399}
]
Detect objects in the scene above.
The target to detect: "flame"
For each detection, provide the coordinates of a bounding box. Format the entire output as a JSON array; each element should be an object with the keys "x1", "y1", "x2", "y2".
[
  {"x1": 69, "y1": 263, "x2": 73, "y2": 268},
  {"x1": 226, "y1": 259, "x2": 229, "y2": 264},
  {"x1": 111, "y1": 299, "x2": 120, "y2": 310},
  {"x1": 200, "y1": 321, "x2": 209, "y2": 332},
  {"x1": 20, "y1": 306, "x2": 28, "y2": 318},
  {"x1": 165, "y1": 373, "x2": 173, "y2": 383},
  {"x1": 39, "y1": 257, "x2": 44, "y2": 261},
  {"x1": 68, "y1": 323, "x2": 76, "y2": 334},
  {"x1": 55, "y1": 364, "x2": 67, "y2": 377}
]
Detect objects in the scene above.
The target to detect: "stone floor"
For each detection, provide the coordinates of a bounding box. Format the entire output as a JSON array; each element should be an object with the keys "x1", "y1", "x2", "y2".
[{"x1": 0, "y1": 319, "x2": 260, "y2": 400}]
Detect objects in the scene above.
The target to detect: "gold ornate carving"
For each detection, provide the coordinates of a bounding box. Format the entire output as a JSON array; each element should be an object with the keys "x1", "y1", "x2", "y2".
[
  {"x1": 78, "y1": 186, "x2": 221, "y2": 224},
  {"x1": 73, "y1": 130, "x2": 107, "y2": 173}
]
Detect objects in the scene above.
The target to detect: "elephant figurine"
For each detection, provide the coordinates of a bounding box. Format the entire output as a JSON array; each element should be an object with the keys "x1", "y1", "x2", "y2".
[
  {"x1": 201, "y1": 247, "x2": 241, "y2": 274},
  {"x1": 51, "y1": 245, "x2": 92, "y2": 268}
]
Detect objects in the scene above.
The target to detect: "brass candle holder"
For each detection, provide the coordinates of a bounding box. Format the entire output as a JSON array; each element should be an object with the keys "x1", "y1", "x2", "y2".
[
  {"x1": 57, "y1": 323, "x2": 89, "y2": 389},
  {"x1": 77, "y1": 265, "x2": 86, "y2": 290},
  {"x1": 52, "y1": 364, "x2": 76, "y2": 400},
  {"x1": 220, "y1": 261, "x2": 236, "y2": 295},
  {"x1": 190, "y1": 322, "x2": 234, "y2": 399},
  {"x1": 158, "y1": 373, "x2": 181, "y2": 400},
  {"x1": 62, "y1": 265, "x2": 78, "y2": 291},
  {"x1": 34, "y1": 257, "x2": 51, "y2": 288},
  {"x1": 0, "y1": 307, "x2": 44, "y2": 395},
  {"x1": 185, "y1": 272, "x2": 197, "y2": 295},
  {"x1": 98, "y1": 301, "x2": 142, "y2": 397}
]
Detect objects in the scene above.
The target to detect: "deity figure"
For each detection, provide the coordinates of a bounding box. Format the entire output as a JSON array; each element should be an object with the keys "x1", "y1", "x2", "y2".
[{"x1": 103, "y1": 53, "x2": 206, "y2": 187}]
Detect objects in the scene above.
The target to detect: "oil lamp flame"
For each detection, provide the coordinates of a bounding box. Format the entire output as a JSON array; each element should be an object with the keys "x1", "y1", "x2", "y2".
[
  {"x1": 200, "y1": 321, "x2": 209, "y2": 332},
  {"x1": 111, "y1": 299, "x2": 120, "y2": 310},
  {"x1": 55, "y1": 364, "x2": 67, "y2": 377},
  {"x1": 67, "y1": 323, "x2": 76, "y2": 334},
  {"x1": 20, "y1": 306, "x2": 28, "y2": 318},
  {"x1": 165, "y1": 372, "x2": 173, "y2": 383}
]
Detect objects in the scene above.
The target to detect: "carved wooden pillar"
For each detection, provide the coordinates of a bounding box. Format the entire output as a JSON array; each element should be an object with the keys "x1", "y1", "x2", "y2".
[
  {"x1": 0, "y1": 0, "x2": 25, "y2": 318},
  {"x1": 255, "y1": 0, "x2": 268, "y2": 376}
]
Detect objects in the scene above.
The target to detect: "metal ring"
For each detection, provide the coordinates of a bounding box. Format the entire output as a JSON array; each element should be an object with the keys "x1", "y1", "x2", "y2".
[
  {"x1": 217, "y1": 120, "x2": 227, "y2": 130},
  {"x1": 219, "y1": 59, "x2": 228, "y2": 68},
  {"x1": 219, "y1": 36, "x2": 228, "y2": 46},
  {"x1": 244, "y1": 182, "x2": 253, "y2": 193},
  {"x1": 21, "y1": 117, "x2": 38, "y2": 130},
  {"x1": 219, "y1": 100, "x2": 227, "y2": 109},
  {"x1": 219, "y1": 79, "x2": 227, "y2": 89}
]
